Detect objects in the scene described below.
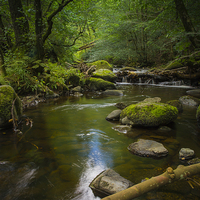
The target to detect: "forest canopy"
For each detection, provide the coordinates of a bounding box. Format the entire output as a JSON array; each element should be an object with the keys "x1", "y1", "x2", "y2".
[{"x1": 0, "y1": 0, "x2": 200, "y2": 93}]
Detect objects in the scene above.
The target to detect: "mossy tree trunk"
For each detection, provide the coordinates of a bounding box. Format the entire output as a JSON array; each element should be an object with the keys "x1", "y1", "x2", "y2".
[{"x1": 101, "y1": 163, "x2": 200, "y2": 200}]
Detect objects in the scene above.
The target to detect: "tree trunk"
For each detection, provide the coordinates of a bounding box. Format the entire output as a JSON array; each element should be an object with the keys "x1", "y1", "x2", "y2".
[
  {"x1": 8, "y1": 0, "x2": 29, "y2": 46},
  {"x1": 101, "y1": 163, "x2": 200, "y2": 200},
  {"x1": 174, "y1": 0, "x2": 199, "y2": 48},
  {"x1": 35, "y1": 0, "x2": 44, "y2": 60}
]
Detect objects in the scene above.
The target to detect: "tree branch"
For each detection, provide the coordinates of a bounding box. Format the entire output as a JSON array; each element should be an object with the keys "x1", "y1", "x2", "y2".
[
  {"x1": 42, "y1": 0, "x2": 74, "y2": 43},
  {"x1": 101, "y1": 163, "x2": 200, "y2": 200}
]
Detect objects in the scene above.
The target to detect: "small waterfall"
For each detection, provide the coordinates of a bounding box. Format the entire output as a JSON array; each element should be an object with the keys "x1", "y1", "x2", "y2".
[{"x1": 122, "y1": 76, "x2": 128, "y2": 83}]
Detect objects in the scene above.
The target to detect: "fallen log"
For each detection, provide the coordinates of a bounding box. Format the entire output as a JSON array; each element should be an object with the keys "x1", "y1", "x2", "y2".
[{"x1": 101, "y1": 163, "x2": 200, "y2": 200}]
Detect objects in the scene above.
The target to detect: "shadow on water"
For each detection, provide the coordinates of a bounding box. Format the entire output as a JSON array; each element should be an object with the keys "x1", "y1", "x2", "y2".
[{"x1": 0, "y1": 85, "x2": 200, "y2": 199}]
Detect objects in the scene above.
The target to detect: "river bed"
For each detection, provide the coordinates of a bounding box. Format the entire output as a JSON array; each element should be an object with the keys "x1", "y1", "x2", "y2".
[{"x1": 0, "y1": 85, "x2": 200, "y2": 200}]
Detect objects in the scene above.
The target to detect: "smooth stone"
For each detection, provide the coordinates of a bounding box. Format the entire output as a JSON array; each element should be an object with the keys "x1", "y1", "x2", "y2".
[
  {"x1": 179, "y1": 148, "x2": 195, "y2": 160},
  {"x1": 106, "y1": 109, "x2": 121, "y2": 121},
  {"x1": 179, "y1": 96, "x2": 200, "y2": 107},
  {"x1": 128, "y1": 139, "x2": 168, "y2": 158},
  {"x1": 186, "y1": 89, "x2": 200, "y2": 98}
]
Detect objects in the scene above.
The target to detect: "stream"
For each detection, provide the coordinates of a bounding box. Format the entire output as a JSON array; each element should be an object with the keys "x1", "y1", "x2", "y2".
[{"x1": 0, "y1": 84, "x2": 200, "y2": 200}]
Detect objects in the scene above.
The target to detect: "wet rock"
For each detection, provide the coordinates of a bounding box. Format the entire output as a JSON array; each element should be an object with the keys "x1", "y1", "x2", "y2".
[
  {"x1": 115, "y1": 102, "x2": 127, "y2": 110},
  {"x1": 0, "y1": 85, "x2": 23, "y2": 129},
  {"x1": 112, "y1": 125, "x2": 131, "y2": 134},
  {"x1": 128, "y1": 139, "x2": 168, "y2": 158},
  {"x1": 166, "y1": 100, "x2": 183, "y2": 113},
  {"x1": 179, "y1": 95, "x2": 200, "y2": 107},
  {"x1": 120, "y1": 102, "x2": 178, "y2": 127},
  {"x1": 197, "y1": 105, "x2": 200, "y2": 128},
  {"x1": 186, "y1": 89, "x2": 200, "y2": 98},
  {"x1": 106, "y1": 110, "x2": 121, "y2": 121},
  {"x1": 103, "y1": 90, "x2": 123, "y2": 96},
  {"x1": 179, "y1": 148, "x2": 195, "y2": 160},
  {"x1": 187, "y1": 157, "x2": 200, "y2": 165},
  {"x1": 143, "y1": 97, "x2": 161, "y2": 103},
  {"x1": 89, "y1": 168, "x2": 133, "y2": 198}
]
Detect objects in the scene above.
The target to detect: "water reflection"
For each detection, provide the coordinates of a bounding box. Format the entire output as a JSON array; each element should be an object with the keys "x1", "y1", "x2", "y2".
[{"x1": 72, "y1": 129, "x2": 109, "y2": 200}]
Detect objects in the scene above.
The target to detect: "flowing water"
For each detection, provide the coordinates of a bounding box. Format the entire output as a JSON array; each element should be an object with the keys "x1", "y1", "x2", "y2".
[{"x1": 0, "y1": 85, "x2": 200, "y2": 200}]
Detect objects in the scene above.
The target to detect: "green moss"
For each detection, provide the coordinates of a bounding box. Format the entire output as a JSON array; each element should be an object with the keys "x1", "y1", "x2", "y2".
[
  {"x1": 0, "y1": 85, "x2": 23, "y2": 126},
  {"x1": 120, "y1": 102, "x2": 178, "y2": 127},
  {"x1": 92, "y1": 69, "x2": 117, "y2": 82},
  {"x1": 85, "y1": 77, "x2": 116, "y2": 91},
  {"x1": 120, "y1": 67, "x2": 136, "y2": 71},
  {"x1": 165, "y1": 61, "x2": 183, "y2": 70},
  {"x1": 166, "y1": 100, "x2": 183, "y2": 113},
  {"x1": 87, "y1": 60, "x2": 113, "y2": 70}
]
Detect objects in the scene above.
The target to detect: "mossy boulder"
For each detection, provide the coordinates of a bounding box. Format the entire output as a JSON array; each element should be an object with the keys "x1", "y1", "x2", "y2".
[
  {"x1": 165, "y1": 61, "x2": 183, "y2": 70},
  {"x1": 92, "y1": 69, "x2": 117, "y2": 82},
  {"x1": 87, "y1": 60, "x2": 113, "y2": 70},
  {"x1": 0, "y1": 85, "x2": 23, "y2": 129},
  {"x1": 120, "y1": 102, "x2": 178, "y2": 127},
  {"x1": 197, "y1": 105, "x2": 200, "y2": 128},
  {"x1": 166, "y1": 100, "x2": 183, "y2": 113},
  {"x1": 85, "y1": 77, "x2": 116, "y2": 91}
]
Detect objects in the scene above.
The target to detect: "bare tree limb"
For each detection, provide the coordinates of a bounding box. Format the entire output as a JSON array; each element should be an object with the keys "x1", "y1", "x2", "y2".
[{"x1": 101, "y1": 163, "x2": 200, "y2": 200}]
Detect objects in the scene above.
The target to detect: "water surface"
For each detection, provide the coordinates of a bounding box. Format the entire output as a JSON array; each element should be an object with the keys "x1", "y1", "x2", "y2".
[{"x1": 0, "y1": 85, "x2": 200, "y2": 200}]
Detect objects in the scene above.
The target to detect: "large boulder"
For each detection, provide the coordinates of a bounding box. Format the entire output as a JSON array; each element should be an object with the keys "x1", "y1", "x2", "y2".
[
  {"x1": 89, "y1": 169, "x2": 133, "y2": 198},
  {"x1": 0, "y1": 85, "x2": 23, "y2": 129},
  {"x1": 120, "y1": 102, "x2": 178, "y2": 127},
  {"x1": 128, "y1": 139, "x2": 168, "y2": 158},
  {"x1": 85, "y1": 78, "x2": 116, "y2": 91},
  {"x1": 197, "y1": 105, "x2": 200, "y2": 128},
  {"x1": 92, "y1": 69, "x2": 117, "y2": 82}
]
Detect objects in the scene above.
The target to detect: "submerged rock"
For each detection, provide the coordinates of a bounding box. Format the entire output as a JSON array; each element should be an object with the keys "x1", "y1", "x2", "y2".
[
  {"x1": 187, "y1": 157, "x2": 200, "y2": 165},
  {"x1": 0, "y1": 85, "x2": 23, "y2": 129},
  {"x1": 112, "y1": 125, "x2": 131, "y2": 134},
  {"x1": 115, "y1": 102, "x2": 127, "y2": 109},
  {"x1": 89, "y1": 168, "x2": 133, "y2": 198},
  {"x1": 106, "y1": 109, "x2": 121, "y2": 121},
  {"x1": 128, "y1": 139, "x2": 168, "y2": 158},
  {"x1": 120, "y1": 102, "x2": 178, "y2": 127},
  {"x1": 179, "y1": 148, "x2": 195, "y2": 160},
  {"x1": 179, "y1": 95, "x2": 200, "y2": 107}
]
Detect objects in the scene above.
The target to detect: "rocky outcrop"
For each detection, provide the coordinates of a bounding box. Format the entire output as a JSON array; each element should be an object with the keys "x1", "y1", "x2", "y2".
[
  {"x1": 106, "y1": 110, "x2": 121, "y2": 121},
  {"x1": 89, "y1": 169, "x2": 134, "y2": 198},
  {"x1": 0, "y1": 85, "x2": 23, "y2": 129},
  {"x1": 92, "y1": 69, "x2": 117, "y2": 82},
  {"x1": 128, "y1": 139, "x2": 168, "y2": 158},
  {"x1": 120, "y1": 102, "x2": 178, "y2": 127}
]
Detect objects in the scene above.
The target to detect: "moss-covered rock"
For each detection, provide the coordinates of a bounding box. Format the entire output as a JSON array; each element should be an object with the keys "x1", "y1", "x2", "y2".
[
  {"x1": 92, "y1": 69, "x2": 117, "y2": 82},
  {"x1": 0, "y1": 85, "x2": 23, "y2": 129},
  {"x1": 165, "y1": 61, "x2": 183, "y2": 70},
  {"x1": 166, "y1": 100, "x2": 183, "y2": 113},
  {"x1": 120, "y1": 102, "x2": 178, "y2": 127},
  {"x1": 85, "y1": 77, "x2": 116, "y2": 91},
  {"x1": 197, "y1": 105, "x2": 200, "y2": 128},
  {"x1": 87, "y1": 60, "x2": 113, "y2": 70}
]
